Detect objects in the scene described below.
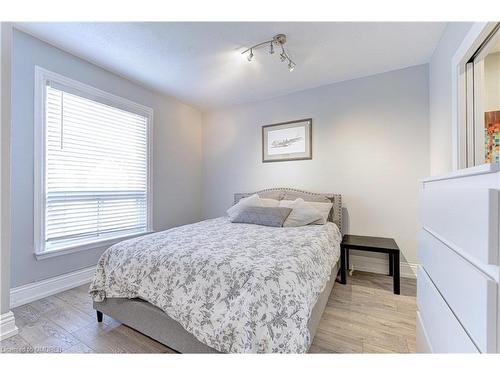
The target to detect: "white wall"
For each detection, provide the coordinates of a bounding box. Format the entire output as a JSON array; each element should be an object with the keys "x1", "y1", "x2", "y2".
[
  {"x1": 202, "y1": 64, "x2": 430, "y2": 266},
  {"x1": 10, "y1": 30, "x2": 203, "y2": 288},
  {"x1": 429, "y1": 22, "x2": 473, "y2": 175}
]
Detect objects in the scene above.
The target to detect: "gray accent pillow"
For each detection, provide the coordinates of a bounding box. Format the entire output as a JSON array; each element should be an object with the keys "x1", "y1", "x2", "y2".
[{"x1": 229, "y1": 206, "x2": 292, "y2": 227}]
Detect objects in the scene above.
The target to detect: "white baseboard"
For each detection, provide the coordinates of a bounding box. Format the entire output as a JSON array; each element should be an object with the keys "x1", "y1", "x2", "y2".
[
  {"x1": 0, "y1": 311, "x2": 19, "y2": 341},
  {"x1": 348, "y1": 253, "x2": 417, "y2": 279},
  {"x1": 10, "y1": 266, "x2": 96, "y2": 308}
]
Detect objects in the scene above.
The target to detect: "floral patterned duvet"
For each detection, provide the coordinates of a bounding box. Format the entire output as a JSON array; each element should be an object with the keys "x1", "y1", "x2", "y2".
[{"x1": 89, "y1": 217, "x2": 341, "y2": 353}]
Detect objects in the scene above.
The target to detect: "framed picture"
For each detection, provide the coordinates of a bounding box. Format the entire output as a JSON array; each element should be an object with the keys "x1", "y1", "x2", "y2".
[{"x1": 262, "y1": 118, "x2": 312, "y2": 162}]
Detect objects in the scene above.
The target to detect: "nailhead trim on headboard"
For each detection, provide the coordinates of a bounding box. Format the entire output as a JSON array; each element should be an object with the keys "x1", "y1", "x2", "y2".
[{"x1": 234, "y1": 188, "x2": 343, "y2": 234}]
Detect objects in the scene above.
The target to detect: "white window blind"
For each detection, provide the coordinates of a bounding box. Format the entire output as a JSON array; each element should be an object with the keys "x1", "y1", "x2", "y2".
[{"x1": 40, "y1": 75, "x2": 151, "y2": 254}]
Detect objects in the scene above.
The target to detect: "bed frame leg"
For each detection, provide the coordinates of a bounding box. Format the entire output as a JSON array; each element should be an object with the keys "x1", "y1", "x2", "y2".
[{"x1": 96, "y1": 310, "x2": 103, "y2": 323}]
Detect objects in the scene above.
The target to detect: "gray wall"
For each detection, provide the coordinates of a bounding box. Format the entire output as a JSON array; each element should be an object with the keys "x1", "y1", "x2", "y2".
[
  {"x1": 202, "y1": 65, "x2": 430, "y2": 266},
  {"x1": 429, "y1": 22, "x2": 473, "y2": 175},
  {"x1": 10, "y1": 30, "x2": 203, "y2": 287}
]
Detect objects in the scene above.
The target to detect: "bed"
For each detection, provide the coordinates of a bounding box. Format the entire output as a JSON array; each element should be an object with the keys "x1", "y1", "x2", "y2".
[{"x1": 90, "y1": 188, "x2": 343, "y2": 353}]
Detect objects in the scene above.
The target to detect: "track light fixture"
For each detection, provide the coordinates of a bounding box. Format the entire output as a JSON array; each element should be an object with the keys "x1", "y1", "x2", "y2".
[{"x1": 242, "y1": 34, "x2": 296, "y2": 72}]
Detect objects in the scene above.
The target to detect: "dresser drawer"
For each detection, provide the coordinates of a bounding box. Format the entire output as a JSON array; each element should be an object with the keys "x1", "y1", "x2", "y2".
[
  {"x1": 419, "y1": 230, "x2": 497, "y2": 352},
  {"x1": 421, "y1": 187, "x2": 499, "y2": 265},
  {"x1": 417, "y1": 266, "x2": 479, "y2": 353}
]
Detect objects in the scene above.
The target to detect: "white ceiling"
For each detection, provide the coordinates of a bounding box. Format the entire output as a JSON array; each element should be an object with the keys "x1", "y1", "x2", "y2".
[{"x1": 16, "y1": 22, "x2": 446, "y2": 109}]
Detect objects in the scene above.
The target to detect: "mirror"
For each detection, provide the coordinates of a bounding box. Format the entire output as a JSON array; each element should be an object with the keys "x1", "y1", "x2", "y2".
[
  {"x1": 465, "y1": 25, "x2": 500, "y2": 166},
  {"x1": 482, "y1": 38, "x2": 500, "y2": 163}
]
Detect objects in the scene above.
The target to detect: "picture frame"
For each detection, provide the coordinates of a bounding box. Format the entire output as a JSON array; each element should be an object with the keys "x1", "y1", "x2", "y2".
[{"x1": 262, "y1": 118, "x2": 312, "y2": 162}]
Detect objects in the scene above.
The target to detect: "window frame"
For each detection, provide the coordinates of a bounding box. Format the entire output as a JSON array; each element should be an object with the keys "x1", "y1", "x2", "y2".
[{"x1": 34, "y1": 66, "x2": 154, "y2": 260}]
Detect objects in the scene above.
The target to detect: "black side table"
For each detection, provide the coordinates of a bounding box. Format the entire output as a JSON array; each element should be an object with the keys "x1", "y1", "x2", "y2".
[{"x1": 339, "y1": 235, "x2": 401, "y2": 295}]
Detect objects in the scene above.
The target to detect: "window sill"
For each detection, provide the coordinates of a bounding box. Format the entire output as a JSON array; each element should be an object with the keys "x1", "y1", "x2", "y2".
[{"x1": 34, "y1": 230, "x2": 154, "y2": 260}]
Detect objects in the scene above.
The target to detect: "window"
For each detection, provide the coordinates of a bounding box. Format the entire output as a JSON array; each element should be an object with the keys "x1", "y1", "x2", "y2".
[{"x1": 34, "y1": 67, "x2": 152, "y2": 257}]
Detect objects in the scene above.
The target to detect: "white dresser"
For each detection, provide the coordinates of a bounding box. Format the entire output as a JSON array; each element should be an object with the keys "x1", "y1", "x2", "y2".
[{"x1": 417, "y1": 164, "x2": 500, "y2": 353}]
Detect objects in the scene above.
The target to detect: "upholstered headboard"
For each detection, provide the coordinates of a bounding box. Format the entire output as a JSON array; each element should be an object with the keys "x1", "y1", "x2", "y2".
[{"x1": 234, "y1": 188, "x2": 343, "y2": 234}]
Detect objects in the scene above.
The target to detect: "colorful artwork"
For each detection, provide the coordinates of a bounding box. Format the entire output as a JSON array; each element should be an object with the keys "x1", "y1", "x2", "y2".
[{"x1": 485, "y1": 111, "x2": 500, "y2": 164}]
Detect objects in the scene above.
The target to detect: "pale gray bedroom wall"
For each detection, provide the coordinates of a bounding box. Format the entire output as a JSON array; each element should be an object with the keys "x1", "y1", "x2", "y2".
[
  {"x1": 10, "y1": 29, "x2": 202, "y2": 288},
  {"x1": 202, "y1": 64, "x2": 429, "y2": 265},
  {"x1": 429, "y1": 22, "x2": 473, "y2": 175}
]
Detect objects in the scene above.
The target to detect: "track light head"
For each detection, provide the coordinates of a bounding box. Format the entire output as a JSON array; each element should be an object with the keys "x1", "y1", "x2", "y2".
[
  {"x1": 247, "y1": 49, "x2": 254, "y2": 62},
  {"x1": 269, "y1": 42, "x2": 274, "y2": 54},
  {"x1": 288, "y1": 61, "x2": 296, "y2": 72},
  {"x1": 280, "y1": 53, "x2": 287, "y2": 62}
]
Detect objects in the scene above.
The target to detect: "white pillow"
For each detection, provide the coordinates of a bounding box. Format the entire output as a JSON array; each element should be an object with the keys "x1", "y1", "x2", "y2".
[
  {"x1": 278, "y1": 199, "x2": 298, "y2": 209},
  {"x1": 279, "y1": 198, "x2": 323, "y2": 227},
  {"x1": 258, "y1": 197, "x2": 281, "y2": 207},
  {"x1": 237, "y1": 194, "x2": 260, "y2": 206},
  {"x1": 227, "y1": 194, "x2": 279, "y2": 220},
  {"x1": 307, "y1": 201, "x2": 334, "y2": 224}
]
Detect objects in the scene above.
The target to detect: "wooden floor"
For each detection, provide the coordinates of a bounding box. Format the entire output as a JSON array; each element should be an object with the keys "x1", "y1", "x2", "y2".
[{"x1": 1, "y1": 271, "x2": 416, "y2": 354}]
